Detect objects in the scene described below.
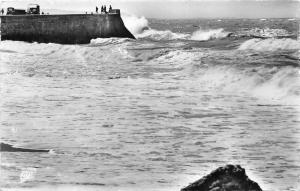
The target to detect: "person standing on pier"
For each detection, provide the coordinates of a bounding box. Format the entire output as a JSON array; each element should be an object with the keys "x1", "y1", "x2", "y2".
[
  {"x1": 96, "y1": 6, "x2": 98, "y2": 13},
  {"x1": 1, "y1": 8, "x2": 4, "y2": 15}
]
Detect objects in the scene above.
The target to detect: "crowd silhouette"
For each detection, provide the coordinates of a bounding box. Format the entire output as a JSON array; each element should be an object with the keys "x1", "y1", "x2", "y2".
[{"x1": 95, "y1": 5, "x2": 113, "y2": 14}]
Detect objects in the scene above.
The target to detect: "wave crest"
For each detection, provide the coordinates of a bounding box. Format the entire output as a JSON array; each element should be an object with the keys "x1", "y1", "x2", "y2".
[
  {"x1": 189, "y1": 63, "x2": 300, "y2": 101},
  {"x1": 122, "y1": 14, "x2": 149, "y2": 36},
  {"x1": 136, "y1": 29, "x2": 189, "y2": 41},
  {"x1": 122, "y1": 14, "x2": 231, "y2": 41},
  {"x1": 239, "y1": 38, "x2": 300, "y2": 51},
  {"x1": 191, "y1": 28, "x2": 230, "y2": 41}
]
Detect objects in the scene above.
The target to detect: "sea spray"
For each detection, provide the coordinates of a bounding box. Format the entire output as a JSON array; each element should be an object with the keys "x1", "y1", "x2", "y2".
[
  {"x1": 190, "y1": 28, "x2": 230, "y2": 41},
  {"x1": 122, "y1": 14, "x2": 231, "y2": 41},
  {"x1": 122, "y1": 14, "x2": 190, "y2": 40},
  {"x1": 122, "y1": 14, "x2": 149, "y2": 35},
  {"x1": 135, "y1": 29, "x2": 190, "y2": 41}
]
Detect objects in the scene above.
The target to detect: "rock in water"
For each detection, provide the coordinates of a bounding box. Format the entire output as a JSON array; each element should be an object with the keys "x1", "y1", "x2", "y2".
[
  {"x1": 181, "y1": 164, "x2": 262, "y2": 191},
  {"x1": 0, "y1": 143, "x2": 49, "y2": 153}
]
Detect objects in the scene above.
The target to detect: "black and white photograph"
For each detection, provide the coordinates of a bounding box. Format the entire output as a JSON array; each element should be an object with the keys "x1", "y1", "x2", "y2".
[{"x1": 0, "y1": 0, "x2": 299, "y2": 191}]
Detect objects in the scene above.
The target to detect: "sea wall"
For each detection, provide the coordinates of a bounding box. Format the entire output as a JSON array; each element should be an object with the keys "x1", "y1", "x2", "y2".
[{"x1": 0, "y1": 13, "x2": 135, "y2": 44}]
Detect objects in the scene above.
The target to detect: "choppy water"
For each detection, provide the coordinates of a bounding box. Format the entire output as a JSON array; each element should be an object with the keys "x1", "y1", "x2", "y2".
[{"x1": 0, "y1": 17, "x2": 300, "y2": 191}]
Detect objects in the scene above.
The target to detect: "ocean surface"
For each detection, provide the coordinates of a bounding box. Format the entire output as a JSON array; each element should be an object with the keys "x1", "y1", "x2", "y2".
[{"x1": 0, "y1": 17, "x2": 300, "y2": 191}]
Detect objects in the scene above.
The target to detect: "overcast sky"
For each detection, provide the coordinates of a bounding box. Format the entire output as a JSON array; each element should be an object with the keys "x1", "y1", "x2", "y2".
[{"x1": 1, "y1": 0, "x2": 299, "y2": 18}]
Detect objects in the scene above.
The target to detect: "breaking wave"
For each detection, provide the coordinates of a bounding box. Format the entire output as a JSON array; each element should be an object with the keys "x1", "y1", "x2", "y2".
[
  {"x1": 134, "y1": 27, "x2": 231, "y2": 41},
  {"x1": 136, "y1": 28, "x2": 230, "y2": 41},
  {"x1": 190, "y1": 28, "x2": 231, "y2": 41},
  {"x1": 153, "y1": 49, "x2": 300, "y2": 101},
  {"x1": 239, "y1": 38, "x2": 300, "y2": 51},
  {"x1": 122, "y1": 14, "x2": 189, "y2": 40},
  {"x1": 122, "y1": 14, "x2": 230, "y2": 41},
  {"x1": 122, "y1": 14, "x2": 149, "y2": 36},
  {"x1": 193, "y1": 65, "x2": 299, "y2": 101},
  {"x1": 135, "y1": 29, "x2": 190, "y2": 41}
]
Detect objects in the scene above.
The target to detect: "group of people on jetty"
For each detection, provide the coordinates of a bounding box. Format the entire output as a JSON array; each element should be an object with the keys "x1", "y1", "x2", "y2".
[{"x1": 95, "y1": 5, "x2": 112, "y2": 14}]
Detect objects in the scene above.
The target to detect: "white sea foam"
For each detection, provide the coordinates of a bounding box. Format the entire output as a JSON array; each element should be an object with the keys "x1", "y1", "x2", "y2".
[
  {"x1": 90, "y1": 37, "x2": 132, "y2": 45},
  {"x1": 1, "y1": 185, "x2": 174, "y2": 191},
  {"x1": 136, "y1": 29, "x2": 189, "y2": 41},
  {"x1": 190, "y1": 64, "x2": 300, "y2": 102},
  {"x1": 244, "y1": 28, "x2": 292, "y2": 38},
  {"x1": 190, "y1": 28, "x2": 230, "y2": 41},
  {"x1": 122, "y1": 14, "x2": 295, "y2": 43},
  {"x1": 0, "y1": 162, "x2": 18, "y2": 168},
  {"x1": 151, "y1": 48, "x2": 300, "y2": 101},
  {"x1": 122, "y1": 14, "x2": 230, "y2": 41},
  {"x1": 250, "y1": 68, "x2": 300, "y2": 101},
  {"x1": 239, "y1": 38, "x2": 300, "y2": 51},
  {"x1": 0, "y1": 41, "x2": 63, "y2": 55},
  {"x1": 122, "y1": 14, "x2": 189, "y2": 40},
  {"x1": 136, "y1": 28, "x2": 230, "y2": 41},
  {"x1": 1, "y1": 185, "x2": 105, "y2": 191},
  {"x1": 122, "y1": 14, "x2": 149, "y2": 36}
]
